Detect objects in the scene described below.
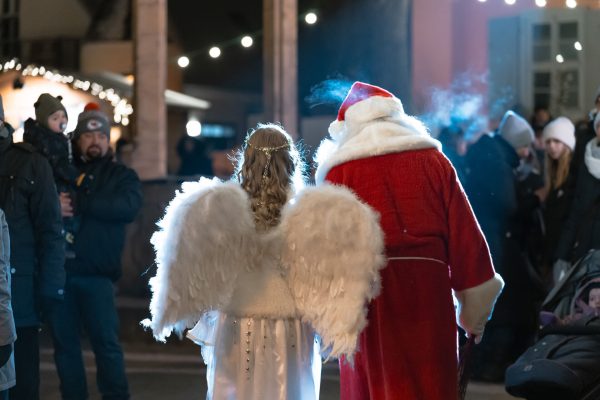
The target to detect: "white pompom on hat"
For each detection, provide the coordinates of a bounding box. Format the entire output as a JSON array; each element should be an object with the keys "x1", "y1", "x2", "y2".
[
  {"x1": 542, "y1": 117, "x2": 576, "y2": 151},
  {"x1": 328, "y1": 81, "x2": 402, "y2": 139}
]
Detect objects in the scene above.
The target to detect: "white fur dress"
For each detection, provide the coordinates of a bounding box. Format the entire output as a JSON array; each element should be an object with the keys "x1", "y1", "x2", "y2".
[{"x1": 143, "y1": 178, "x2": 385, "y2": 400}]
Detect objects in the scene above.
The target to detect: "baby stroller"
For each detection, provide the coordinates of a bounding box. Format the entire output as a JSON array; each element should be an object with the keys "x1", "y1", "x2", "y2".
[{"x1": 505, "y1": 249, "x2": 600, "y2": 400}]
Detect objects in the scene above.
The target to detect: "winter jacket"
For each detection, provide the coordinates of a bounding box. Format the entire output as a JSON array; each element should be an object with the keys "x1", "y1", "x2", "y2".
[
  {"x1": 23, "y1": 118, "x2": 79, "y2": 192},
  {"x1": 465, "y1": 134, "x2": 540, "y2": 325},
  {"x1": 543, "y1": 174, "x2": 576, "y2": 265},
  {"x1": 66, "y1": 155, "x2": 142, "y2": 281},
  {"x1": 0, "y1": 209, "x2": 15, "y2": 391},
  {"x1": 0, "y1": 124, "x2": 65, "y2": 327},
  {"x1": 464, "y1": 133, "x2": 519, "y2": 267},
  {"x1": 556, "y1": 138, "x2": 600, "y2": 262},
  {"x1": 571, "y1": 120, "x2": 595, "y2": 186}
]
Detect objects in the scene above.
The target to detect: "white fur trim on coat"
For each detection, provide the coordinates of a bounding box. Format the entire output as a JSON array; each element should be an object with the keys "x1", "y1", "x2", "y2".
[
  {"x1": 281, "y1": 184, "x2": 386, "y2": 360},
  {"x1": 585, "y1": 137, "x2": 600, "y2": 180},
  {"x1": 315, "y1": 95, "x2": 440, "y2": 184},
  {"x1": 454, "y1": 274, "x2": 504, "y2": 337}
]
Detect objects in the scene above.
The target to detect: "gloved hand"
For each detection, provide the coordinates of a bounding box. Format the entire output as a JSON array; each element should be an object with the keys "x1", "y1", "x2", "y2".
[
  {"x1": 553, "y1": 259, "x2": 571, "y2": 284},
  {"x1": 0, "y1": 344, "x2": 12, "y2": 368}
]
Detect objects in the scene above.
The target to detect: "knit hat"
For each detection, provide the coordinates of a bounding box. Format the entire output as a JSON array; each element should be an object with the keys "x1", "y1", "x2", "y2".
[
  {"x1": 498, "y1": 110, "x2": 534, "y2": 149},
  {"x1": 542, "y1": 117, "x2": 576, "y2": 151},
  {"x1": 34, "y1": 93, "x2": 67, "y2": 129},
  {"x1": 329, "y1": 81, "x2": 402, "y2": 138},
  {"x1": 0, "y1": 95, "x2": 4, "y2": 121},
  {"x1": 73, "y1": 102, "x2": 111, "y2": 140}
]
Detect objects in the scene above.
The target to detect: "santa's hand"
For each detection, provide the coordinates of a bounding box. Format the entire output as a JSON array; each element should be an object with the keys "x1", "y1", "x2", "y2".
[{"x1": 467, "y1": 329, "x2": 484, "y2": 344}]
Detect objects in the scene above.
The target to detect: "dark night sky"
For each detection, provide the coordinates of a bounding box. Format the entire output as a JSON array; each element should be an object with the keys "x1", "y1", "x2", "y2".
[
  {"x1": 167, "y1": 0, "x2": 264, "y2": 92},
  {"x1": 167, "y1": 0, "x2": 412, "y2": 115}
]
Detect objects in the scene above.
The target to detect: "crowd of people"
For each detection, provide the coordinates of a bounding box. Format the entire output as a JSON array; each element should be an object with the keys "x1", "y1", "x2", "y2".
[
  {"x1": 0, "y1": 80, "x2": 598, "y2": 400},
  {"x1": 0, "y1": 94, "x2": 141, "y2": 399},
  {"x1": 438, "y1": 87, "x2": 600, "y2": 382}
]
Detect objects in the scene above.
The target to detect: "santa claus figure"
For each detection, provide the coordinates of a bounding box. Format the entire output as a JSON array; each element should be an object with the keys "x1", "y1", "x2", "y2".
[{"x1": 315, "y1": 82, "x2": 504, "y2": 399}]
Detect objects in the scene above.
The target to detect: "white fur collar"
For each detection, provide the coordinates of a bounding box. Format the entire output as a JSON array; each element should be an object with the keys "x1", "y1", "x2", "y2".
[
  {"x1": 585, "y1": 137, "x2": 600, "y2": 179},
  {"x1": 315, "y1": 118, "x2": 441, "y2": 184}
]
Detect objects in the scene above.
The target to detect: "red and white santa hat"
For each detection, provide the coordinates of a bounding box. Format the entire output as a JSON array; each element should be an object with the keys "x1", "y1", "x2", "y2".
[{"x1": 329, "y1": 81, "x2": 404, "y2": 138}]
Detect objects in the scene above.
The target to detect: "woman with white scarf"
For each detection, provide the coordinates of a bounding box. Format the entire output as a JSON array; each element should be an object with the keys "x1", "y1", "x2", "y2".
[{"x1": 555, "y1": 113, "x2": 600, "y2": 280}]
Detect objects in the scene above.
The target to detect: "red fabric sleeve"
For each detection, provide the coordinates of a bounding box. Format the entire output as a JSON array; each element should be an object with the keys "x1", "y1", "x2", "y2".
[{"x1": 444, "y1": 160, "x2": 496, "y2": 291}]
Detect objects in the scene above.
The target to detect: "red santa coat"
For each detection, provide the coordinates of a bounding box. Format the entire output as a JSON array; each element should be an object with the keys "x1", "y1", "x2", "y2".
[{"x1": 315, "y1": 95, "x2": 503, "y2": 400}]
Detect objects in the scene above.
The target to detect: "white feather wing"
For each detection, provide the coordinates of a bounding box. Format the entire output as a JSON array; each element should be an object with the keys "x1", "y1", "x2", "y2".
[
  {"x1": 281, "y1": 185, "x2": 386, "y2": 360},
  {"x1": 144, "y1": 178, "x2": 256, "y2": 341}
]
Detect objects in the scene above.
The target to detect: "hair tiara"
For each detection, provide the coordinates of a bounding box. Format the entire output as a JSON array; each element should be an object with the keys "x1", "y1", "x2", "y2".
[{"x1": 246, "y1": 140, "x2": 291, "y2": 180}]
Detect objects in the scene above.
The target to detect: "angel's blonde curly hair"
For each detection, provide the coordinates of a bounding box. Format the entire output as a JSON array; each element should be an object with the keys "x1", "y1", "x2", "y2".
[{"x1": 235, "y1": 123, "x2": 305, "y2": 231}]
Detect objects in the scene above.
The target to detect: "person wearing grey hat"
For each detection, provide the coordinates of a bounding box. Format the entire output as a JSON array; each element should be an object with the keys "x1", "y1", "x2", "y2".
[
  {"x1": 498, "y1": 111, "x2": 535, "y2": 159},
  {"x1": 72, "y1": 102, "x2": 111, "y2": 145},
  {"x1": 48, "y1": 102, "x2": 140, "y2": 400},
  {"x1": 0, "y1": 96, "x2": 65, "y2": 400},
  {"x1": 464, "y1": 110, "x2": 545, "y2": 382}
]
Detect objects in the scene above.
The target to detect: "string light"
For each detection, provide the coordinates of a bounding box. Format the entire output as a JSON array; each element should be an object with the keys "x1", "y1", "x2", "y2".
[
  {"x1": 176, "y1": 9, "x2": 318, "y2": 62},
  {"x1": 1, "y1": 58, "x2": 133, "y2": 126},
  {"x1": 241, "y1": 36, "x2": 253, "y2": 48},
  {"x1": 177, "y1": 56, "x2": 190, "y2": 68},
  {"x1": 304, "y1": 12, "x2": 318, "y2": 24},
  {"x1": 209, "y1": 47, "x2": 221, "y2": 58}
]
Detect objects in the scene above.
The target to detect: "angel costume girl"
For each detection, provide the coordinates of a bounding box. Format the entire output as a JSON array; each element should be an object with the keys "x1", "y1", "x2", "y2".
[{"x1": 143, "y1": 124, "x2": 385, "y2": 400}]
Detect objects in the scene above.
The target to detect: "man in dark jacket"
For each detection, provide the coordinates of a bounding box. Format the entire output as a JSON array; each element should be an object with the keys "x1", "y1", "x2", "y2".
[
  {"x1": 465, "y1": 111, "x2": 542, "y2": 382},
  {"x1": 49, "y1": 104, "x2": 142, "y2": 400},
  {"x1": 0, "y1": 96, "x2": 65, "y2": 399}
]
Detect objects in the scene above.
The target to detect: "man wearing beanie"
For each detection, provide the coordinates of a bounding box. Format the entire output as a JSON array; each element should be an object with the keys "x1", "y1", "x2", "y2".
[
  {"x1": 0, "y1": 96, "x2": 65, "y2": 400},
  {"x1": 48, "y1": 103, "x2": 142, "y2": 400},
  {"x1": 464, "y1": 110, "x2": 543, "y2": 382}
]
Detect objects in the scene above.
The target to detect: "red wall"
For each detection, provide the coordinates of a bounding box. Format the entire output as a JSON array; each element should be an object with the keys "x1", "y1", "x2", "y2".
[{"x1": 412, "y1": 0, "x2": 540, "y2": 114}]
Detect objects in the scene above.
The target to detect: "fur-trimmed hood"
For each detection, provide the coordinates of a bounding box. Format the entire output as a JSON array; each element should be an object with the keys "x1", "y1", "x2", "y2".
[{"x1": 314, "y1": 95, "x2": 441, "y2": 184}]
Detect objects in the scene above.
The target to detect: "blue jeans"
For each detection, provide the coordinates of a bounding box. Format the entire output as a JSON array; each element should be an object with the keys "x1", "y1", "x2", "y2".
[{"x1": 49, "y1": 276, "x2": 129, "y2": 400}]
